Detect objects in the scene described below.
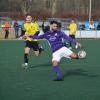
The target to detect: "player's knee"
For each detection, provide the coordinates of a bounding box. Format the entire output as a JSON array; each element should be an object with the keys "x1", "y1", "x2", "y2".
[
  {"x1": 34, "y1": 51, "x2": 39, "y2": 56},
  {"x1": 25, "y1": 47, "x2": 30, "y2": 54},
  {"x1": 52, "y1": 61, "x2": 59, "y2": 67}
]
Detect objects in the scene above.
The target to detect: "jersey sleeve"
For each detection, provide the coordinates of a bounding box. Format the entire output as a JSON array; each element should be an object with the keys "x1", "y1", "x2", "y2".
[
  {"x1": 61, "y1": 31, "x2": 77, "y2": 45},
  {"x1": 29, "y1": 34, "x2": 45, "y2": 39}
]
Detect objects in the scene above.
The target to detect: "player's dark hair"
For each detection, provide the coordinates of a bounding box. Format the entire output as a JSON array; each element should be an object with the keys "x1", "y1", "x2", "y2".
[
  {"x1": 50, "y1": 20, "x2": 58, "y2": 25},
  {"x1": 25, "y1": 13, "x2": 32, "y2": 17}
]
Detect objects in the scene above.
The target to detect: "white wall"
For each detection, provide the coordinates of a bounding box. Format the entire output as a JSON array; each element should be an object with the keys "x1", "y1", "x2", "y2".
[
  {"x1": 64, "y1": 30, "x2": 100, "y2": 38},
  {"x1": 40, "y1": 30, "x2": 100, "y2": 38}
]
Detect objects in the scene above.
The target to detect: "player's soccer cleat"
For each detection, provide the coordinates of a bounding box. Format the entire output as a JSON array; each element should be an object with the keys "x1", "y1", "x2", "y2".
[
  {"x1": 53, "y1": 77, "x2": 64, "y2": 81},
  {"x1": 22, "y1": 63, "x2": 29, "y2": 69}
]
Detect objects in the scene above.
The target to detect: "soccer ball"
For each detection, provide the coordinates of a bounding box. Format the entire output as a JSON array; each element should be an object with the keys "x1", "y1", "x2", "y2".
[{"x1": 78, "y1": 50, "x2": 86, "y2": 59}]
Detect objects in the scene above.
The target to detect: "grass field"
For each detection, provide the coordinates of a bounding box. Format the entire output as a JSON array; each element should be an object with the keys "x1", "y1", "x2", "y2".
[{"x1": 0, "y1": 39, "x2": 100, "y2": 100}]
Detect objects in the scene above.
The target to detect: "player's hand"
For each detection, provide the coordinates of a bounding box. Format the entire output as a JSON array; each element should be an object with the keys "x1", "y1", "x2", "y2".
[
  {"x1": 18, "y1": 35, "x2": 26, "y2": 40},
  {"x1": 18, "y1": 36, "x2": 23, "y2": 40},
  {"x1": 22, "y1": 35, "x2": 27, "y2": 39},
  {"x1": 75, "y1": 42, "x2": 82, "y2": 49}
]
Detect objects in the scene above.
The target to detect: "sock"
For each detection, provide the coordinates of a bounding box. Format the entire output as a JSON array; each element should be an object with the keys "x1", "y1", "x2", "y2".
[
  {"x1": 53, "y1": 65, "x2": 62, "y2": 79},
  {"x1": 39, "y1": 45, "x2": 43, "y2": 50},
  {"x1": 39, "y1": 46, "x2": 44, "y2": 54},
  {"x1": 24, "y1": 54, "x2": 28, "y2": 64}
]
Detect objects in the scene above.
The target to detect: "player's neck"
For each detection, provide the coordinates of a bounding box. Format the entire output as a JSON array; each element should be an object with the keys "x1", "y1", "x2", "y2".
[
  {"x1": 26, "y1": 22, "x2": 32, "y2": 24},
  {"x1": 51, "y1": 30, "x2": 57, "y2": 33}
]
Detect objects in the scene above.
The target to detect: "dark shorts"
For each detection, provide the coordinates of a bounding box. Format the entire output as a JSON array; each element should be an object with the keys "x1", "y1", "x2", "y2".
[
  {"x1": 69, "y1": 35, "x2": 75, "y2": 39},
  {"x1": 25, "y1": 40, "x2": 39, "y2": 51}
]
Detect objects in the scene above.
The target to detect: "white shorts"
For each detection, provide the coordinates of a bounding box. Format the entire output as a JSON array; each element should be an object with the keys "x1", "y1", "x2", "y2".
[{"x1": 52, "y1": 47, "x2": 73, "y2": 62}]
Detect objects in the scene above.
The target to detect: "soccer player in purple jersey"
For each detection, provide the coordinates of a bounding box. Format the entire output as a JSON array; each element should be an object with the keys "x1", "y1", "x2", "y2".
[{"x1": 29, "y1": 21, "x2": 81, "y2": 81}]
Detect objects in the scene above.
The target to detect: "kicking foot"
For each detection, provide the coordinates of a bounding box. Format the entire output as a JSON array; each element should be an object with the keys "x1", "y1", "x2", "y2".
[{"x1": 53, "y1": 77, "x2": 64, "y2": 81}]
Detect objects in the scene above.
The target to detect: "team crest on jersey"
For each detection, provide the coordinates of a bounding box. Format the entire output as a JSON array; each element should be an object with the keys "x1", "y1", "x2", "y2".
[
  {"x1": 55, "y1": 33, "x2": 58, "y2": 36},
  {"x1": 49, "y1": 36, "x2": 56, "y2": 41}
]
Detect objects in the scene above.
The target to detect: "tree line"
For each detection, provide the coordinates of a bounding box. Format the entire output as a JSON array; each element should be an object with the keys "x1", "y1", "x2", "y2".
[{"x1": 0, "y1": 0, "x2": 100, "y2": 20}]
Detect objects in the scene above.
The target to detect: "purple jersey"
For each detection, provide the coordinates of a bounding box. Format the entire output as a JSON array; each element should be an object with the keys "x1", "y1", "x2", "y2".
[{"x1": 30, "y1": 30, "x2": 77, "y2": 52}]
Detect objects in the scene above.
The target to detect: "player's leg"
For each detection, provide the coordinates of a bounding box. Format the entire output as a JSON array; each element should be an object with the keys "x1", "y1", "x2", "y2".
[
  {"x1": 52, "y1": 61, "x2": 63, "y2": 81},
  {"x1": 69, "y1": 52, "x2": 78, "y2": 59},
  {"x1": 5, "y1": 30, "x2": 7, "y2": 39},
  {"x1": 22, "y1": 41, "x2": 31, "y2": 67},
  {"x1": 62, "y1": 47, "x2": 78, "y2": 59},
  {"x1": 34, "y1": 50, "x2": 39, "y2": 56},
  {"x1": 32, "y1": 41, "x2": 43, "y2": 56},
  {"x1": 24, "y1": 47, "x2": 30, "y2": 65},
  {"x1": 5, "y1": 30, "x2": 9, "y2": 39},
  {"x1": 69, "y1": 35, "x2": 75, "y2": 49},
  {"x1": 15, "y1": 29, "x2": 19, "y2": 38},
  {"x1": 52, "y1": 50, "x2": 63, "y2": 81},
  {"x1": 69, "y1": 34, "x2": 72, "y2": 47}
]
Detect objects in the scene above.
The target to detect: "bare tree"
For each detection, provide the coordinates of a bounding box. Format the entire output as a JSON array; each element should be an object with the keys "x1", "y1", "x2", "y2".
[
  {"x1": 0, "y1": 0, "x2": 100, "y2": 19},
  {"x1": 51, "y1": 0, "x2": 58, "y2": 17},
  {"x1": 20, "y1": 0, "x2": 33, "y2": 15}
]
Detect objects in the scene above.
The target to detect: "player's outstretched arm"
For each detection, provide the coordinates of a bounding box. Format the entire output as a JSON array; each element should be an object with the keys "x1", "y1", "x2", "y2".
[
  {"x1": 29, "y1": 34, "x2": 45, "y2": 39},
  {"x1": 61, "y1": 32, "x2": 82, "y2": 48},
  {"x1": 18, "y1": 32, "x2": 27, "y2": 40},
  {"x1": 18, "y1": 34, "x2": 26, "y2": 40}
]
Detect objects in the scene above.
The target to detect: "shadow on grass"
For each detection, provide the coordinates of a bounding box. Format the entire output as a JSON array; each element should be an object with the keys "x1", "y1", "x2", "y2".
[
  {"x1": 29, "y1": 62, "x2": 52, "y2": 69},
  {"x1": 63, "y1": 68, "x2": 99, "y2": 78}
]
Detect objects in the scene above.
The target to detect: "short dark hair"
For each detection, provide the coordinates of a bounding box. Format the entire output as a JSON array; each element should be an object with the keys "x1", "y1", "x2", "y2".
[
  {"x1": 50, "y1": 20, "x2": 58, "y2": 25},
  {"x1": 25, "y1": 13, "x2": 32, "y2": 17}
]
